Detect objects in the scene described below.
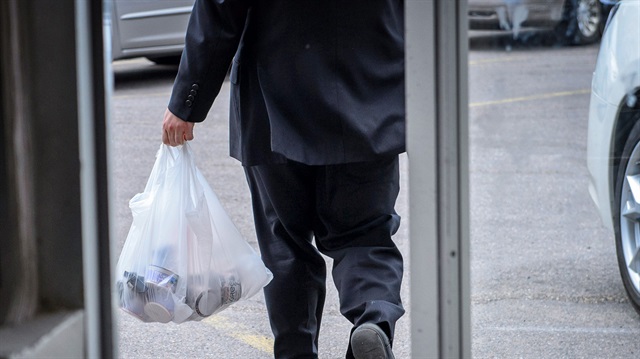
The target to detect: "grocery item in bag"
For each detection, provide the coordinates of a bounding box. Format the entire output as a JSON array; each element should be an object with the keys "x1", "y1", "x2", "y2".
[{"x1": 115, "y1": 144, "x2": 272, "y2": 324}]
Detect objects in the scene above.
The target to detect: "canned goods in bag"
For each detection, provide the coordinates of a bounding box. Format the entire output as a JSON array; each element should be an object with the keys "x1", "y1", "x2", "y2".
[
  {"x1": 186, "y1": 274, "x2": 222, "y2": 318},
  {"x1": 145, "y1": 265, "x2": 179, "y2": 292},
  {"x1": 221, "y1": 276, "x2": 242, "y2": 305},
  {"x1": 144, "y1": 265, "x2": 179, "y2": 323},
  {"x1": 144, "y1": 283, "x2": 175, "y2": 323},
  {"x1": 194, "y1": 289, "x2": 222, "y2": 317},
  {"x1": 124, "y1": 271, "x2": 146, "y2": 292},
  {"x1": 117, "y1": 279, "x2": 148, "y2": 321}
]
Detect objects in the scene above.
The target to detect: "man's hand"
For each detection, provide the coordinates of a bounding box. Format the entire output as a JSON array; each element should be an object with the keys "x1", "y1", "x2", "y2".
[{"x1": 162, "y1": 108, "x2": 195, "y2": 146}]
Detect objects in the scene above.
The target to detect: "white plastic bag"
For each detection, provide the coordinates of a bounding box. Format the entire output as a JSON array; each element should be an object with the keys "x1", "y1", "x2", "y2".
[{"x1": 115, "y1": 143, "x2": 272, "y2": 324}]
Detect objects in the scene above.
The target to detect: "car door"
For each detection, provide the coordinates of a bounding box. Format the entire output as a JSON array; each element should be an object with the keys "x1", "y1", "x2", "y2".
[{"x1": 114, "y1": 0, "x2": 194, "y2": 53}]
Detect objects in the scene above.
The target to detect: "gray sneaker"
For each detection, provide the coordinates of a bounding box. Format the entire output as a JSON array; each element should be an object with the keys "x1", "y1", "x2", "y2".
[{"x1": 350, "y1": 323, "x2": 395, "y2": 359}]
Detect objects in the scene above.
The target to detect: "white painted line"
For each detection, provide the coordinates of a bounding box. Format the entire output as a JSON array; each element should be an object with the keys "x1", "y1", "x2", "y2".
[{"x1": 478, "y1": 325, "x2": 640, "y2": 335}]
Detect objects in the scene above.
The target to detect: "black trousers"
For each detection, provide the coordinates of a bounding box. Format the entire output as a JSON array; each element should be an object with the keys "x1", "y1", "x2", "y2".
[{"x1": 244, "y1": 156, "x2": 405, "y2": 359}]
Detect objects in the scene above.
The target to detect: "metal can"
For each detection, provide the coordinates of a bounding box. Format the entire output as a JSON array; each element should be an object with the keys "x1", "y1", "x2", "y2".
[
  {"x1": 144, "y1": 283, "x2": 175, "y2": 323},
  {"x1": 143, "y1": 265, "x2": 179, "y2": 323},
  {"x1": 186, "y1": 274, "x2": 222, "y2": 318},
  {"x1": 124, "y1": 271, "x2": 146, "y2": 292},
  {"x1": 145, "y1": 265, "x2": 179, "y2": 292},
  {"x1": 194, "y1": 289, "x2": 222, "y2": 317},
  {"x1": 221, "y1": 276, "x2": 242, "y2": 305},
  {"x1": 117, "y1": 279, "x2": 149, "y2": 322}
]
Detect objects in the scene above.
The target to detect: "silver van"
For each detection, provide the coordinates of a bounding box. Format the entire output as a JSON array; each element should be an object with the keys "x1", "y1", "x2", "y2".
[{"x1": 106, "y1": 0, "x2": 194, "y2": 64}]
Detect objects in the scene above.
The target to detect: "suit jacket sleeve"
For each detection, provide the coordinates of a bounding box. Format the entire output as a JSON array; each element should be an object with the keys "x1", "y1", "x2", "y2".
[{"x1": 168, "y1": 0, "x2": 250, "y2": 123}]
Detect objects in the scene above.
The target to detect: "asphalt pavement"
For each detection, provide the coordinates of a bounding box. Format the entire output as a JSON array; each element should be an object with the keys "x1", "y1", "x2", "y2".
[{"x1": 110, "y1": 31, "x2": 640, "y2": 358}]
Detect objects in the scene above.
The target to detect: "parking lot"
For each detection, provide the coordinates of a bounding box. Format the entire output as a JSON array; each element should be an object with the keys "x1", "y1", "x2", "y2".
[{"x1": 111, "y1": 31, "x2": 640, "y2": 358}]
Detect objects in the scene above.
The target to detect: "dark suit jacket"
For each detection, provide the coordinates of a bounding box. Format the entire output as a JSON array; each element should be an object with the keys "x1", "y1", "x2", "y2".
[{"x1": 168, "y1": 0, "x2": 405, "y2": 166}]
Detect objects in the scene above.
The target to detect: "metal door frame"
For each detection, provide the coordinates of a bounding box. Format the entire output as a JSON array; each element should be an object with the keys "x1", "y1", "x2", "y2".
[{"x1": 406, "y1": 1, "x2": 471, "y2": 357}]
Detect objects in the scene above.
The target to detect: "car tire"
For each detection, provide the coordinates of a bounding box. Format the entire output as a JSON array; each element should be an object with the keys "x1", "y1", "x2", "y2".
[
  {"x1": 146, "y1": 55, "x2": 182, "y2": 66},
  {"x1": 614, "y1": 119, "x2": 640, "y2": 315},
  {"x1": 555, "y1": 0, "x2": 604, "y2": 45}
]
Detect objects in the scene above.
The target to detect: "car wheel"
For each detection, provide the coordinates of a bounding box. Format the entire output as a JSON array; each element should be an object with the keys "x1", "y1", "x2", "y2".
[
  {"x1": 555, "y1": 0, "x2": 604, "y2": 45},
  {"x1": 614, "y1": 119, "x2": 640, "y2": 315},
  {"x1": 146, "y1": 55, "x2": 182, "y2": 66}
]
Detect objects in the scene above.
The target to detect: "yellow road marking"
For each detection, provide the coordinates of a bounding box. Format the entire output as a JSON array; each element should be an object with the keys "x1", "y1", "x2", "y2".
[
  {"x1": 470, "y1": 89, "x2": 590, "y2": 108},
  {"x1": 205, "y1": 314, "x2": 273, "y2": 354},
  {"x1": 111, "y1": 86, "x2": 590, "y2": 111}
]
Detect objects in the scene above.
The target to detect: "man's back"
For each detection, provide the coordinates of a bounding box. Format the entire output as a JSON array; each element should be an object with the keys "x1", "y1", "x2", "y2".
[{"x1": 170, "y1": 0, "x2": 406, "y2": 165}]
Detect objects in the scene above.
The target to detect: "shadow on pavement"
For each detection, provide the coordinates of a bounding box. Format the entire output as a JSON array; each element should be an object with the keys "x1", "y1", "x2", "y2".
[{"x1": 112, "y1": 60, "x2": 179, "y2": 90}]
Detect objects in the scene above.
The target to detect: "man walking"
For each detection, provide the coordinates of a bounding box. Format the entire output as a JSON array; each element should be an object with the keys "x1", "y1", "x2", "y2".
[{"x1": 162, "y1": 1, "x2": 405, "y2": 358}]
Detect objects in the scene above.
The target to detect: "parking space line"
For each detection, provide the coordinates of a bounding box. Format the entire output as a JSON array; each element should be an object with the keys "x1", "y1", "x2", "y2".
[
  {"x1": 479, "y1": 325, "x2": 640, "y2": 335},
  {"x1": 470, "y1": 89, "x2": 590, "y2": 108},
  {"x1": 204, "y1": 314, "x2": 273, "y2": 354}
]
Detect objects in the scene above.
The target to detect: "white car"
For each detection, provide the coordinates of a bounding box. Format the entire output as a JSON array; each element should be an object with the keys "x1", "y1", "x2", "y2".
[
  {"x1": 587, "y1": 0, "x2": 640, "y2": 314},
  {"x1": 106, "y1": 0, "x2": 194, "y2": 64}
]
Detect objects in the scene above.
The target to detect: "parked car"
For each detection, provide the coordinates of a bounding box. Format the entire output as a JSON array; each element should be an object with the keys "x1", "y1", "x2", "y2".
[
  {"x1": 106, "y1": 0, "x2": 194, "y2": 64},
  {"x1": 468, "y1": 0, "x2": 619, "y2": 45},
  {"x1": 587, "y1": 0, "x2": 640, "y2": 314}
]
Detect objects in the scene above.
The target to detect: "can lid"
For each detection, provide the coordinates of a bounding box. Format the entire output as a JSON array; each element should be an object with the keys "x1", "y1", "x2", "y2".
[
  {"x1": 195, "y1": 290, "x2": 221, "y2": 317},
  {"x1": 144, "y1": 302, "x2": 173, "y2": 323}
]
